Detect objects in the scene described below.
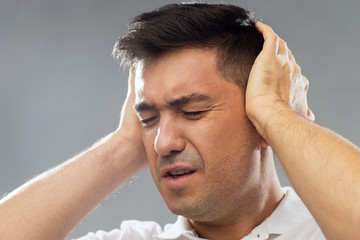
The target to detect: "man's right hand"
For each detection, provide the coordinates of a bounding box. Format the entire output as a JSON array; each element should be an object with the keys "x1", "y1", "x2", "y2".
[{"x1": 112, "y1": 66, "x2": 148, "y2": 171}]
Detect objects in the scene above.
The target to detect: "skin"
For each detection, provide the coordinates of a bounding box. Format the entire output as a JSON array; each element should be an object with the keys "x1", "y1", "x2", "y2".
[
  {"x1": 0, "y1": 21, "x2": 359, "y2": 240},
  {"x1": 134, "y1": 49, "x2": 283, "y2": 239}
]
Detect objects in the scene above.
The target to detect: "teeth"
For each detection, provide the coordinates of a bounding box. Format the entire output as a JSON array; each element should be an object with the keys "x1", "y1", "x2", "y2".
[{"x1": 168, "y1": 169, "x2": 191, "y2": 176}]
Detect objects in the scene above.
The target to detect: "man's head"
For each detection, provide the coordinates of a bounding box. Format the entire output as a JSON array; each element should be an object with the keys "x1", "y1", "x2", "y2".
[
  {"x1": 114, "y1": 3, "x2": 279, "y2": 225},
  {"x1": 113, "y1": 2, "x2": 263, "y2": 89}
]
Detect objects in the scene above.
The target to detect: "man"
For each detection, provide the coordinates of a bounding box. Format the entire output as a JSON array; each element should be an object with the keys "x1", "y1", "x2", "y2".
[{"x1": 0, "y1": 3, "x2": 359, "y2": 240}]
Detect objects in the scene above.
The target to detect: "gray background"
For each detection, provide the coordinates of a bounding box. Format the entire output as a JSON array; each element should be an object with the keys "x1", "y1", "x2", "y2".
[{"x1": 1, "y1": 0, "x2": 359, "y2": 239}]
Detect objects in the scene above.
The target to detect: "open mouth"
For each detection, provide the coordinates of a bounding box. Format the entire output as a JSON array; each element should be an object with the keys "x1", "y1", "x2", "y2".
[{"x1": 166, "y1": 169, "x2": 196, "y2": 179}]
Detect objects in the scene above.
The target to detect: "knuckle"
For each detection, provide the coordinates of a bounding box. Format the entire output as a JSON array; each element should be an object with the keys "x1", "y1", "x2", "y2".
[{"x1": 280, "y1": 38, "x2": 288, "y2": 48}]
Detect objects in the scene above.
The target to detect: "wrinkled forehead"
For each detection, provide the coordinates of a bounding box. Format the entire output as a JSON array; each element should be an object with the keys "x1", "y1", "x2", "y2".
[{"x1": 132, "y1": 48, "x2": 241, "y2": 108}]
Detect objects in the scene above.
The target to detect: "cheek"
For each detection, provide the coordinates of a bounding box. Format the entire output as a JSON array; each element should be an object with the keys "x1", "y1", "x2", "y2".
[{"x1": 188, "y1": 111, "x2": 259, "y2": 170}]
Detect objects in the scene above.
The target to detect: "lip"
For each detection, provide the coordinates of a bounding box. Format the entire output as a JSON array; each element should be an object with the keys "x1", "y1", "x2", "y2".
[
  {"x1": 160, "y1": 165, "x2": 197, "y2": 189},
  {"x1": 160, "y1": 165, "x2": 196, "y2": 177}
]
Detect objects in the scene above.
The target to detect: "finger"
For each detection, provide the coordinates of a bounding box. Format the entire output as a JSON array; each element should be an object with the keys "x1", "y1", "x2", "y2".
[
  {"x1": 302, "y1": 75, "x2": 309, "y2": 91},
  {"x1": 288, "y1": 48, "x2": 297, "y2": 63},
  {"x1": 129, "y1": 63, "x2": 138, "y2": 89},
  {"x1": 277, "y1": 38, "x2": 289, "y2": 59},
  {"x1": 307, "y1": 107, "x2": 315, "y2": 122},
  {"x1": 255, "y1": 22, "x2": 279, "y2": 55},
  {"x1": 302, "y1": 75, "x2": 314, "y2": 122}
]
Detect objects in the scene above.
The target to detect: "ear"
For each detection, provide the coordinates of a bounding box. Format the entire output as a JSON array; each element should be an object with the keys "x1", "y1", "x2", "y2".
[{"x1": 260, "y1": 136, "x2": 269, "y2": 148}]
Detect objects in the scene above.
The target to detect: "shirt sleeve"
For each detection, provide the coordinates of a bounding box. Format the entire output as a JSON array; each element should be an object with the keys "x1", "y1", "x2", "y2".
[{"x1": 72, "y1": 220, "x2": 163, "y2": 240}]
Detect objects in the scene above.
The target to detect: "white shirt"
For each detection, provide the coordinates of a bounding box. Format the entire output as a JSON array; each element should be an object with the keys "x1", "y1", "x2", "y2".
[{"x1": 74, "y1": 187, "x2": 326, "y2": 240}]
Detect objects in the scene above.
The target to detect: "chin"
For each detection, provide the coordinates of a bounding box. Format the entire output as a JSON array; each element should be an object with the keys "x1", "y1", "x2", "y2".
[
  {"x1": 165, "y1": 199, "x2": 213, "y2": 222},
  {"x1": 166, "y1": 198, "x2": 198, "y2": 216}
]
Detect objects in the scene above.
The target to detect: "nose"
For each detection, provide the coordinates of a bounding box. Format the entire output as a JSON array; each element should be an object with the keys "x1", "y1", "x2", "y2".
[{"x1": 154, "y1": 117, "x2": 186, "y2": 156}]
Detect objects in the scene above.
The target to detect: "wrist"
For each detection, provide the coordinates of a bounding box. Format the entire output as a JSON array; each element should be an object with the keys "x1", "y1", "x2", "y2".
[
  {"x1": 89, "y1": 130, "x2": 148, "y2": 184},
  {"x1": 247, "y1": 98, "x2": 294, "y2": 141}
]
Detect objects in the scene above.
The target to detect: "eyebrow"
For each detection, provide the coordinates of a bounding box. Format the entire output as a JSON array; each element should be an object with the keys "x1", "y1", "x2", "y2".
[
  {"x1": 134, "y1": 102, "x2": 155, "y2": 112},
  {"x1": 134, "y1": 93, "x2": 212, "y2": 112},
  {"x1": 168, "y1": 93, "x2": 212, "y2": 107}
]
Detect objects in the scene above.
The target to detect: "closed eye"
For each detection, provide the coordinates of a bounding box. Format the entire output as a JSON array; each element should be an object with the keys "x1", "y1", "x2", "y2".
[
  {"x1": 181, "y1": 111, "x2": 206, "y2": 119},
  {"x1": 140, "y1": 116, "x2": 158, "y2": 127}
]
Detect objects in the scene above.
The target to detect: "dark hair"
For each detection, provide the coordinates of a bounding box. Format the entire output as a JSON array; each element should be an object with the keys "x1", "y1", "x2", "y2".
[{"x1": 112, "y1": 2, "x2": 263, "y2": 89}]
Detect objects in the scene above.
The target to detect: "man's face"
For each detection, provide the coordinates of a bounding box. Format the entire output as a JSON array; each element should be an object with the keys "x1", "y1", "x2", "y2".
[{"x1": 134, "y1": 48, "x2": 262, "y2": 223}]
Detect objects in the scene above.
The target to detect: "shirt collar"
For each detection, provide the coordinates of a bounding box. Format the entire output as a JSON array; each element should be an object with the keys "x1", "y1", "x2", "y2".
[
  {"x1": 262, "y1": 187, "x2": 313, "y2": 235},
  {"x1": 153, "y1": 216, "x2": 202, "y2": 240}
]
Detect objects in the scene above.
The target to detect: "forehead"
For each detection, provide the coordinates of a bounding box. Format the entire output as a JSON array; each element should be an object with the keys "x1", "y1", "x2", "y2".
[{"x1": 134, "y1": 48, "x2": 231, "y2": 105}]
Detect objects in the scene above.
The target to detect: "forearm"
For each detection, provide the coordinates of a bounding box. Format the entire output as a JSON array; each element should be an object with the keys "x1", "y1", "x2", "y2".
[
  {"x1": 258, "y1": 101, "x2": 360, "y2": 240},
  {"x1": 0, "y1": 131, "x2": 145, "y2": 240}
]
